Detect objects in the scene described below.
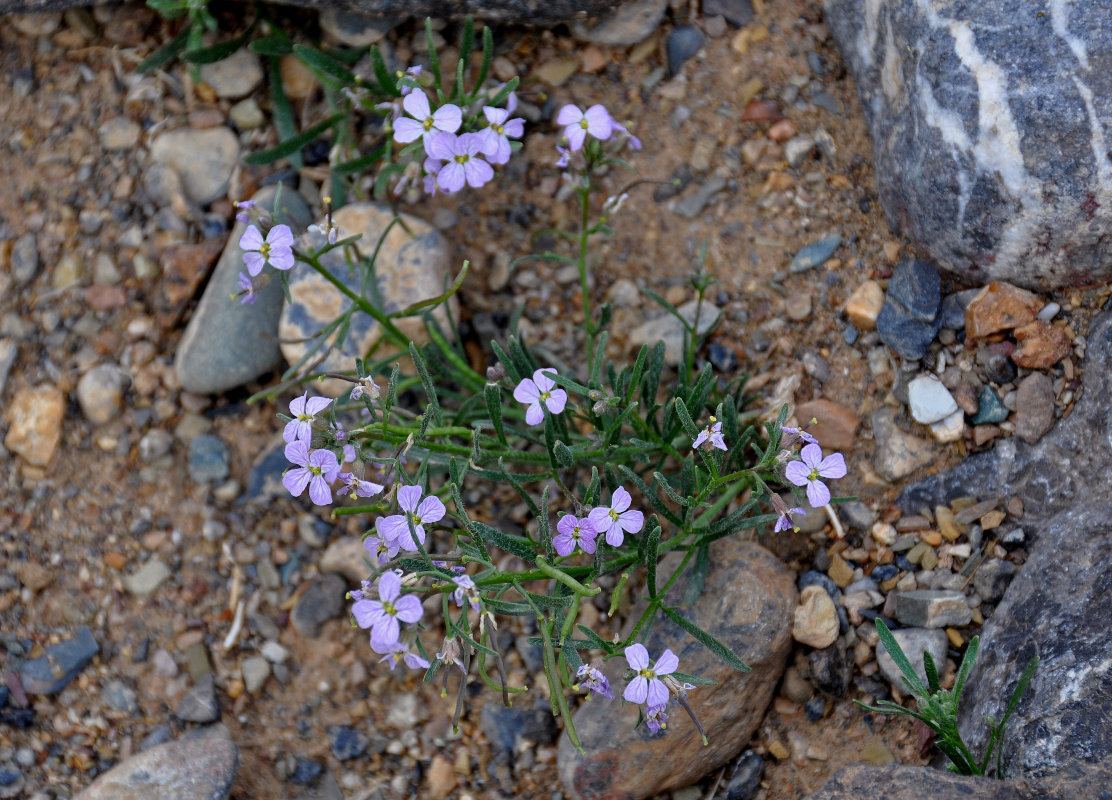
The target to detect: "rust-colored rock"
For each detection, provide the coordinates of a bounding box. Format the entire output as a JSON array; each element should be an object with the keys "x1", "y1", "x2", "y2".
[
  {"x1": 740, "y1": 98, "x2": 781, "y2": 122},
  {"x1": 964, "y1": 282, "x2": 1043, "y2": 339},
  {"x1": 157, "y1": 239, "x2": 223, "y2": 315},
  {"x1": 558, "y1": 539, "x2": 795, "y2": 800},
  {"x1": 795, "y1": 399, "x2": 859, "y2": 452},
  {"x1": 1011, "y1": 321, "x2": 1071, "y2": 369},
  {"x1": 85, "y1": 285, "x2": 128, "y2": 312},
  {"x1": 4, "y1": 384, "x2": 65, "y2": 467},
  {"x1": 843, "y1": 280, "x2": 884, "y2": 331}
]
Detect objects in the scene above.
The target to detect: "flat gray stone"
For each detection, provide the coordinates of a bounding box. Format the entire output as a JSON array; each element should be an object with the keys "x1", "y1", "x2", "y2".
[
  {"x1": 20, "y1": 627, "x2": 99, "y2": 695},
  {"x1": 574, "y1": 0, "x2": 667, "y2": 45},
  {"x1": 806, "y1": 764, "x2": 1036, "y2": 800},
  {"x1": 893, "y1": 590, "x2": 972, "y2": 629},
  {"x1": 175, "y1": 187, "x2": 312, "y2": 394},
  {"x1": 149, "y1": 127, "x2": 239, "y2": 206},
  {"x1": 124, "y1": 559, "x2": 171, "y2": 597},
  {"x1": 175, "y1": 673, "x2": 220, "y2": 723},
  {"x1": 875, "y1": 627, "x2": 949, "y2": 693}
]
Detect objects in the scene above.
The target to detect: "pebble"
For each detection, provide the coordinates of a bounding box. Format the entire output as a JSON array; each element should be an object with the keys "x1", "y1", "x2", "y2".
[
  {"x1": 152, "y1": 648, "x2": 178, "y2": 677},
  {"x1": 841, "y1": 501, "x2": 876, "y2": 531},
  {"x1": 844, "y1": 280, "x2": 884, "y2": 330},
  {"x1": 533, "y1": 57, "x2": 579, "y2": 87},
  {"x1": 10, "y1": 234, "x2": 39, "y2": 286},
  {"x1": 784, "y1": 135, "x2": 815, "y2": 167},
  {"x1": 790, "y1": 234, "x2": 841, "y2": 273},
  {"x1": 800, "y1": 349, "x2": 829, "y2": 380},
  {"x1": 289, "y1": 758, "x2": 324, "y2": 785},
  {"x1": 794, "y1": 399, "x2": 858, "y2": 451},
  {"x1": 939, "y1": 289, "x2": 979, "y2": 330},
  {"x1": 1036, "y1": 301, "x2": 1061, "y2": 322},
  {"x1": 876, "y1": 259, "x2": 942, "y2": 360},
  {"x1": 20, "y1": 627, "x2": 99, "y2": 694},
  {"x1": 12, "y1": 561, "x2": 51, "y2": 591},
  {"x1": 1011, "y1": 320, "x2": 1072, "y2": 368},
  {"x1": 0, "y1": 767, "x2": 22, "y2": 799},
  {"x1": 0, "y1": 340, "x2": 16, "y2": 397},
  {"x1": 893, "y1": 590, "x2": 972, "y2": 628},
  {"x1": 319, "y1": 8, "x2": 395, "y2": 47},
  {"x1": 427, "y1": 754, "x2": 458, "y2": 799},
  {"x1": 149, "y1": 127, "x2": 240, "y2": 205},
  {"x1": 704, "y1": 0, "x2": 754, "y2": 26},
  {"x1": 290, "y1": 573, "x2": 347, "y2": 637},
  {"x1": 77, "y1": 722, "x2": 238, "y2": 800},
  {"x1": 188, "y1": 435, "x2": 229, "y2": 484},
  {"x1": 973, "y1": 559, "x2": 1016, "y2": 603},
  {"x1": 793, "y1": 585, "x2": 840, "y2": 648},
  {"x1": 579, "y1": 0, "x2": 666, "y2": 45},
  {"x1": 929, "y1": 409, "x2": 964, "y2": 443},
  {"x1": 708, "y1": 342, "x2": 740, "y2": 373},
  {"x1": 124, "y1": 559, "x2": 171, "y2": 597},
  {"x1": 320, "y1": 537, "x2": 368, "y2": 584},
  {"x1": 260, "y1": 641, "x2": 290, "y2": 664},
  {"x1": 964, "y1": 282, "x2": 1043, "y2": 338},
  {"x1": 93, "y1": 252, "x2": 121, "y2": 285},
  {"x1": 628, "y1": 300, "x2": 720, "y2": 366},
  {"x1": 977, "y1": 342, "x2": 1018, "y2": 384},
  {"x1": 199, "y1": 48, "x2": 263, "y2": 98},
  {"x1": 139, "y1": 429, "x2": 174, "y2": 462},
  {"x1": 875, "y1": 627, "x2": 949, "y2": 691},
  {"x1": 52, "y1": 252, "x2": 82, "y2": 289},
  {"x1": 175, "y1": 673, "x2": 220, "y2": 723},
  {"x1": 242, "y1": 656, "x2": 270, "y2": 694},
  {"x1": 229, "y1": 98, "x2": 266, "y2": 130},
  {"x1": 98, "y1": 116, "x2": 140, "y2": 150},
  {"x1": 674, "y1": 176, "x2": 728, "y2": 218},
  {"x1": 871, "y1": 408, "x2": 935, "y2": 481},
  {"x1": 906, "y1": 375, "x2": 957, "y2": 424},
  {"x1": 666, "y1": 25, "x2": 706, "y2": 75},
  {"x1": 788, "y1": 292, "x2": 813, "y2": 322},
  {"x1": 12, "y1": 12, "x2": 61, "y2": 36},
  {"x1": 1014, "y1": 372, "x2": 1055, "y2": 443},
  {"x1": 970, "y1": 386, "x2": 1008, "y2": 425},
  {"x1": 327, "y1": 725, "x2": 367, "y2": 761},
  {"x1": 102, "y1": 679, "x2": 138, "y2": 713},
  {"x1": 76, "y1": 364, "x2": 127, "y2": 424},
  {"x1": 4, "y1": 384, "x2": 65, "y2": 467}
]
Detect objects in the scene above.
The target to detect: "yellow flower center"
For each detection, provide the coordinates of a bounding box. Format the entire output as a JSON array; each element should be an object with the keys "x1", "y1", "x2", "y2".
[
  {"x1": 579, "y1": 118, "x2": 590, "y2": 130},
  {"x1": 259, "y1": 242, "x2": 271, "y2": 258},
  {"x1": 423, "y1": 117, "x2": 434, "y2": 130},
  {"x1": 609, "y1": 509, "x2": 620, "y2": 522},
  {"x1": 454, "y1": 153, "x2": 470, "y2": 164},
  {"x1": 409, "y1": 512, "x2": 423, "y2": 525},
  {"x1": 572, "y1": 525, "x2": 582, "y2": 540},
  {"x1": 807, "y1": 468, "x2": 820, "y2": 481},
  {"x1": 539, "y1": 390, "x2": 551, "y2": 402},
  {"x1": 298, "y1": 412, "x2": 312, "y2": 422},
  {"x1": 383, "y1": 600, "x2": 396, "y2": 616},
  {"x1": 638, "y1": 668, "x2": 656, "y2": 680},
  {"x1": 493, "y1": 122, "x2": 504, "y2": 135},
  {"x1": 309, "y1": 465, "x2": 323, "y2": 477}
]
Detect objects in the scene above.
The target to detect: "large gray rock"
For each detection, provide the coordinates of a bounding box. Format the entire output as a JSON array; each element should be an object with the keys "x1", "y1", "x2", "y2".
[
  {"x1": 825, "y1": 0, "x2": 1112, "y2": 290},
  {"x1": 806, "y1": 764, "x2": 1037, "y2": 800},
  {"x1": 175, "y1": 187, "x2": 312, "y2": 395},
  {"x1": 557, "y1": 539, "x2": 795, "y2": 800},
  {"x1": 3, "y1": 0, "x2": 617, "y2": 24}
]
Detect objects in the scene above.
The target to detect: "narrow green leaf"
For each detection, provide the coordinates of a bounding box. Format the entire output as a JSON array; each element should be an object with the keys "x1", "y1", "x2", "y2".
[
  {"x1": 411, "y1": 342, "x2": 443, "y2": 427},
  {"x1": 487, "y1": 75, "x2": 519, "y2": 108},
  {"x1": 654, "y1": 471, "x2": 694, "y2": 508},
  {"x1": 537, "y1": 485, "x2": 554, "y2": 560},
  {"x1": 642, "y1": 341, "x2": 665, "y2": 407},
  {"x1": 661, "y1": 605, "x2": 751, "y2": 673},
  {"x1": 425, "y1": 18, "x2": 442, "y2": 90},
  {"x1": 923, "y1": 649, "x2": 941, "y2": 695},
  {"x1": 469, "y1": 520, "x2": 535, "y2": 562},
  {"x1": 584, "y1": 466, "x2": 601, "y2": 507},
  {"x1": 553, "y1": 440, "x2": 574, "y2": 468},
  {"x1": 672, "y1": 397, "x2": 699, "y2": 437},
  {"x1": 485, "y1": 384, "x2": 507, "y2": 446},
  {"x1": 473, "y1": 25, "x2": 493, "y2": 97},
  {"x1": 136, "y1": 26, "x2": 190, "y2": 73},
  {"x1": 369, "y1": 45, "x2": 398, "y2": 96},
  {"x1": 293, "y1": 43, "x2": 355, "y2": 87},
  {"x1": 490, "y1": 340, "x2": 520, "y2": 383},
  {"x1": 183, "y1": 26, "x2": 253, "y2": 63},
  {"x1": 576, "y1": 624, "x2": 613, "y2": 653},
  {"x1": 645, "y1": 523, "x2": 661, "y2": 598},
  {"x1": 333, "y1": 145, "x2": 386, "y2": 176},
  {"x1": 617, "y1": 465, "x2": 682, "y2": 527},
  {"x1": 268, "y1": 55, "x2": 301, "y2": 168},
  {"x1": 244, "y1": 113, "x2": 342, "y2": 165},
  {"x1": 250, "y1": 35, "x2": 293, "y2": 56},
  {"x1": 952, "y1": 635, "x2": 979, "y2": 703},
  {"x1": 875, "y1": 618, "x2": 928, "y2": 699}
]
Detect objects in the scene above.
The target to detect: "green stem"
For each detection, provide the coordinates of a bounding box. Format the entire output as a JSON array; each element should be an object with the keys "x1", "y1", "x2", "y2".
[
  {"x1": 297, "y1": 251, "x2": 410, "y2": 347},
  {"x1": 535, "y1": 556, "x2": 601, "y2": 596},
  {"x1": 577, "y1": 178, "x2": 594, "y2": 375}
]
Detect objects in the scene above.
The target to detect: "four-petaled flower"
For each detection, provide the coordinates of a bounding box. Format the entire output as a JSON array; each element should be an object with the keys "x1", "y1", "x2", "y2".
[
  {"x1": 693, "y1": 416, "x2": 727, "y2": 451},
  {"x1": 425, "y1": 132, "x2": 493, "y2": 193},
  {"x1": 785, "y1": 443, "x2": 847, "y2": 508},
  {"x1": 284, "y1": 392, "x2": 332, "y2": 445},
  {"x1": 555, "y1": 104, "x2": 613, "y2": 151},
  {"x1": 338, "y1": 472, "x2": 384, "y2": 500},
  {"x1": 236, "y1": 272, "x2": 257, "y2": 305},
  {"x1": 363, "y1": 531, "x2": 399, "y2": 567},
  {"x1": 553, "y1": 514, "x2": 598, "y2": 556},
  {"x1": 588, "y1": 486, "x2": 644, "y2": 547},
  {"x1": 513, "y1": 368, "x2": 568, "y2": 425},
  {"x1": 234, "y1": 199, "x2": 255, "y2": 224},
  {"x1": 576, "y1": 663, "x2": 613, "y2": 699},
  {"x1": 376, "y1": 641, "x2": 430, "y2": 671},
  {"x1": 283, "y1": 441, "x2": 341, "y2": 506},
  {"x1": 478, "y1": 106, "x2": 524, "y2": 165},
  {"x1": 392, "y1": 92, "x2": 462, "y2": 145},
  {"x1": 644, "y1": 704, "x2": 668, "y2": 733},
  {"x1": 378, "y1": 485, "x2": 446, "y2": 551},
  {"x1": 351, "y1": 570, "x2": 423, "y2": 650},
  {"x1": 240, "y1": 224, "x2": 294, "y2": 275},
  {"x1": 623, "y1": 643, "x2": 678, "y2": 707}
]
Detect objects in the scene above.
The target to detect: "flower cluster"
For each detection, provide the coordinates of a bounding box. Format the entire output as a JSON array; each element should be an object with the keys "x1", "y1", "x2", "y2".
[
  {"x1": 350, "y1": 571, "x2": 429, "y2": 669},
  {"x1": 575, "y1": 644, "x2": 697, "y2": 737},
  {"x1": 554, "y1": 103, "x2": 640, "y2": 167},
  {"x1": 772, "y1": 423, "x2": 847, "y2": 532}
]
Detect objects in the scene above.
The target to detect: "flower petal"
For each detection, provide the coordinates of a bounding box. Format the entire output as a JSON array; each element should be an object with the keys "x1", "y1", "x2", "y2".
[
  {"x1": 417, "y1": 495, "x2": 446, "y2": 524},
  {"x1": 242, "y1": 251, "x2": 266, "y2": 277},
  {"x1": 565, "y1": 125, "x2": 587, "y2": 152},
  {"x1": 267, "y1": 224, "x2": 294, "y2": 248},
  {"x1": 282, "y1": 467, "x2": 311, "y2": 498},
  {"x1": 377, "y1": 570, "x2": 401, "y2": 602},
  {"x1": 437, "y1": 162, "x2": 465, "y2": 193},
  {"x1": 289, "y1": 393, "x2": 306, "y2": 416},
  {"x1": 583, "y1": 105, "x2": 614, "y2": 139},
  {"x1": 464, "y1": 157, "x2": 493, "y2": 188},
  {"x1": 425, "y1": 130, "x2": 457, "y2": 161},
  {"x1": 818, "y1": 452, "x2": 847, "y2": 480},
  {"x1": 532, "y1": 369, "x2": 556, "y2": 393},
  {"x1": 555, "y1": 104, "x2": 583, "y2": 126},
  {"x1": 800, "y1": 443, "x2": 823, "y2": 469},
  {"x1": 579, "y1": 531, "x2": 597, "y2": 554},
  {"x1": 432, "y1": 103, "x2": 462, "y2": 133},
  {"x1": 625, "y1": 643, "x2": 649, "y2": 670},
  {"x1": 239, "y1": 225, "x2": 264, "y2": 251},
  {"x1": 397, "y1": 485, "x2": 423, "y2": 513},
  {"x1": 612, "y1": 486, "x2": 631, "y2": 513},
  {"x1": 402, "y1": 90, "x2": 431, "y2": 120},
  {"x1": 552, "y1": 532, "x2": 574, "y2": 556},
  {"x1": 482, "y1": 106, "x2": 508, "y2": 125},
  {"x1": 371, "y1": 616, "x2": 400, "y2": 651},
  {"x1": 605, "y1": 526, "x2": 624, "y2": 547},
  {"x1": 305, "y1": 396, "x2": 333, "y2": 416},
  {"x1": 284, "y1": 440, "x2": 309, "y2": 466},
  {"x1": 587, "y1": 507, "x2": 609, "y2": 529},
  {"x1": 525, "y1": 402, "x2": 543, "y2": 426},
  {"x1": 556, "y1": 515, "x2": 576, "y2": 536},
  {"x1": 645, "y1": 678, "x2": 669, "y2": 708},
  {"x1": 654, "y1": 649, "x2": 679, "y2": 676},
  {"x1": 377, "y1": 515, "x2": 408, "y2": 543},
  {"x1": 619, "y1": 509, "x2": 644, "y2": 534},
  {"x1": 351, "y1": 599, "x2": 383, "y2": 629},
  {"x1": 806, "y1": 479, "x2": 831, "y2": 508},
  {"x1": 545, "y1": 389, "x2": 568, "y2": 415},
  {"x1": 513, "y1": 378, "x2": 540, "y2": 404},
  {"x1": 393, "y1": 117, "x2": 424, "y2": 144},
  {"x1": 784, "y1": 460, "x2": 811, "y2": 487},
  {"x1": 308, "y1": 475, "x2": 332, "y2": 505},
  {"x1": 623, "y1": 675, "x2": 648, "y2": 704},
  {"x1": 394, "y1": 594, "x2": 423, "y2": 623}
]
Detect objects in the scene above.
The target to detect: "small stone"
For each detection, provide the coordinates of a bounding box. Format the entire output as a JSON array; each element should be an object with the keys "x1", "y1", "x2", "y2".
[
  {"x1": 970, "y1": 386, "x2": 1009, "y2": 425},
  {"x1": 534, "y1": 57, "x2": 579, "y2": 86},
  {"x1": 12, "y1": 561, "x2": 51, "y2": 591},
  {"x1": 320, "y1": 537, "x2": 369, "y2": 584},
  {"x1": 12, "y1": 12, "x2": 61, "y2": 36},
  {"x1": 4, "y1": 384, "x2": 65, "y2": 467},
  {"x1": 102, "y1": 679, "x2": 138, "y2": 713},
  {"x1": 872, "y1": 409, "x2": 935, "y2": 481},
  {"x1": 149, "y1": 127, "x2": 240, "y2": 205},
  {"x1": 875, "y1": 627, "x2": 949, "y2": 691},
  {"x1": 278, "y1": 54, "x2": 318, "y2": 99},
  {"x1": 939, "y1": 289, "x2": 979, "y2": 330},
  {"x1": 784, "y1": 135, "x2": 815, "y2": 168},
  {"x1": 288, "y1": 758, "x2": 323, "y2": 785},
  {"x1": 827, "y1": 553, "x2": 854, "y2": 589},
  {"x1": 98, "y1": 116, "x2": 140, "y2": 150},
  {"x1": 907, "y1": 375, "x2": 958, "y2": 424},
  {"x1": 199, "y1": 48, "x2": 263, "y2": 99},
  {"x1": 387, "y1": 693, "x2": 423, "y2": 730},
  {"x1": 809, "y1": 643, "x2": 852, "y2": 698},
  {"x1": 175, "y1": 673, "x2": 219, "y2": 722},
  {"x1": 76, "y1": 364, "x2": 127, "y2": 425},
  {"x1": 673, "y1": 176, "x2": 728, "y2": 218},
  {"x1": 973, "y1": 559, "x2": 1016, "y2": 603},
  {"x1": 52, "y1": 253, "x2": 82, "y2": 289},
  {"x1": 703, "y1": 0, "x2": 754, "y2": 27},
  {"x1": 0, "y1": 340, "x2": 16, "y2": 397},
  {"x1": 10, "y1": 233, "x2": 39, "y2": 286},
  {"x1": 841, "y1": 502, "x2": 876, "y2": 532},
  {"x1": 229, "y1": 98, "x2": 266, "y2": 130},
  {"x1": 793, "y1": 585, "x2": 840, "y2": 648},
  {"x1": 19, "y1": 627, "x2": 99, "y2": 694},
  {"x1": 1011, "y1": 320, "x2": 1072, "y2": 368},
  {"x1": 666, "y1": 25, "x2": 706, "y2": 75},
  {"x1": 158, "y1": 238, "x2": 224, "y2": 314},
  {"x1": 964, "y1": 282, "x2": 1043, "y2": 339},
  {"x1": 138, "y1": 429, "x2": 174, "y2": 462},
  {"x1": 1014, "y1": 373, "x2": 1055, "y2": 443},
  {"x1": 781, "y1": 666, "x2": 813, "y2": 703},
  {"x1": 790, "y1": 235, "x2": 842, "y2": 273},
  {"x1": 188, "y1": 435, "x2": 229, "y2": 484},
  {"x1": 124, "y1": 559, "x2": 171, "y2": 597},
  {"x1": 844, "y1": 281, "x2": 884, "y2": 330},
  {"x1": 77, "y1": 722, "x2": 237, "y2": 800},
  {"x1": 628, "y1": 300, "x2": 720, "y2": 366},
  {"x1": 876, "y1": 260, "x2": 942, "y2": 360},
  {"x1": 328, "y1": 725, "x2": 367, "y2": 761},
  {"x1": 186, "y1": 643, "x2": 211, "y2": 681},
  {"x1": 794, "y1": 399, "x2": 858, "y2": 451},
  {"x1": 319, "y1": 9, "x2": 395, "y2": 47},
  {"x1": 929, "y1": 410, "x2": 964, "y2": 443},
  {"x1": 242, "y1": 656, "x2": 270, "y2": 694},
  {"x1": 893, "y1": 590, "x2": 972, "y2": 628},
  {"x1": 290, "y1": 573, "x2": 347, "y2": 637},
  {"x1": 788, "y1": 292, "x2": 813, "y2": 321},
  {"x1": 260, "y1": 641, "x2": 290, "y2": 664}
]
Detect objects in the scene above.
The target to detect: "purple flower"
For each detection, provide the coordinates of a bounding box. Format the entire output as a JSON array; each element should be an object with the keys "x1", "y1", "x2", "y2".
[
  {"x1": 338, "y1": 472, "x2": 384, "y2": 500},
  {"x1": 612, "y1": 120, "x2": 642, "y2": 151},
  {"x1": 576, "y1": 663, "x2": 613, "y2": 699},
  {"x1": 284, "y1": 392, "x2": 333, "y2": 445},
  {"x1": 364, "y1": 531, "x2": 399, "y2": 567},
  {"x1": 451, "y1": 574, "x2": 480, "y2": 612},
  {"x1": 644, "y1": 704, "x2": 668, "y2": 733},
  {"x1": 555, "y1": 104, "x2": 613, "y2": 151},
  {"x1": 351, "y1": 570, "x2": 423, "y2": 651},
  {"x1": 392, "y1": 92, "x2": 461, "y2": 144},
  {"x1": 555, "y1": 145, "x2": 570, "y2": 168},
  {"x1": 478, "y1": 106, "x2": 524, "y2": 165},
  {"x1": 240, "y1": 224, "x2": 295, "y2": 276},
  {"x1": 307, "y1": 218, "x2": 338, "y2": 245},
  {"x1": 425, "y1": 131, "x2": 494, "y2": 193},
  {"x1": 588, "y1": 486, "x2": 644, "y2": 547},
  {"x1": 781, "y1": 425, "x2": 818, "y2": 446},
  {"x1": 623, "y1": 643, "x2": 678, "y2": 707},
  {"x1": 784, "y1": 443, "x2": 847, "y2": 508},
  {"x1": 376, "y1": 642, "x2": 431, "y2": 671},
  {"x1": 398, "y1": 64, "x2": 423, "y2": 96},
  {"x1": 283, "y1": 441, "x2": 341, "y2": 506},
  {"x1": 512, "y1": 368, "x2": 568, "y2": 426},
  {"x1": 773, "y1": 506, "x2": 805, "y2": 533},
  {"x1": 235, "y1": 199, "x2": 255, "y2": 224},
  {"x1": 236, "y1": 272, "x2": 257, "y2": 305},
  {"x1": 378, "y1": 485, "x2": 446, "y2": 551},
  {"x1": 553, "y1": 514, "x2": 598, "y2": 556},
  {"x1": 692, "y1": 417, "x2": 727, "y2": 451}
]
